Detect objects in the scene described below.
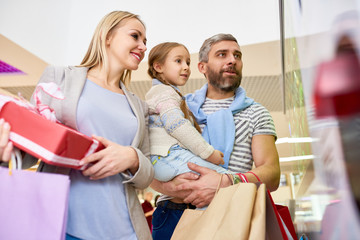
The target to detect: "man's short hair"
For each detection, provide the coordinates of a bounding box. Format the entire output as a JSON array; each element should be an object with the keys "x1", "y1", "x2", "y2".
[{"x1": 199, "y1": 33, "x2": 238, "y2": 62}]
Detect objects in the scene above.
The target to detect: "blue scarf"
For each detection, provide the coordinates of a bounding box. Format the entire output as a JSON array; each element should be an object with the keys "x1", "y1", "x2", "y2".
[{"x1": 185, "y1": 84, "x2": 254, "y2": 169}]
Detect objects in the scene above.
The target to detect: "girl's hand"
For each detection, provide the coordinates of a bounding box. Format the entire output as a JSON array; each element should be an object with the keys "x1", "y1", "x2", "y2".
[
  {"x1": 206, "y1": 150, "x2": 224, "y2": 165},
  {"x1": 0, "y1": 119, "x2": 13, "y2": 162},
  {"x1": 80, "y1": 135, "x2": 139, "y2": 180}
]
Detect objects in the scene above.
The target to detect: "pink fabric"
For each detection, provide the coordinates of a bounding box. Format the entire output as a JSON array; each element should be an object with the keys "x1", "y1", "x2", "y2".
[{"x1": 0, "y1": 82, "x2": 64, "y2": 123}]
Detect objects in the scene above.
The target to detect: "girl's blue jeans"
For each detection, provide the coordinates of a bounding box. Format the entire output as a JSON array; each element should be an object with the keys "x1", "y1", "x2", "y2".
[{"x1": 151, "y1": 145, "x2": 227, "y2": 182}]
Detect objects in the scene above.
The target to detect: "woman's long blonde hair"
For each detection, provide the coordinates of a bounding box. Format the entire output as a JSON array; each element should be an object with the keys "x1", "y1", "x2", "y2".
[
  {"x1": 79, "y1": 11, "x2": 145, "y2": 87},
  {"x1": 148, "y1": 42, "x2": 201, "y2": 133}
]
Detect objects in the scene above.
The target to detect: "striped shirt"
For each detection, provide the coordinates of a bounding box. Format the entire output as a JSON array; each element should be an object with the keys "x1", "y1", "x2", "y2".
[{"x1": 199, "y1": 96, "x2": 277, "y2": 174}]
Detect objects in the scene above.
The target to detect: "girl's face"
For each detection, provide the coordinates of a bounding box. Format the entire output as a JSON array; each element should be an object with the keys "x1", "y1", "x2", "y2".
[
  {"x1": 106, "y1": 18, "x2": 147, "y2": 71},
  {"x1": 157, "y1": 46, "x2": 191, "y2": 86}
]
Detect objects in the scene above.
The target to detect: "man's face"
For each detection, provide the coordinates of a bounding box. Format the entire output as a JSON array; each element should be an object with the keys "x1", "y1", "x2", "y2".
[{"x1": 199, "y1": 40, "x2": 243, "y2": 92}]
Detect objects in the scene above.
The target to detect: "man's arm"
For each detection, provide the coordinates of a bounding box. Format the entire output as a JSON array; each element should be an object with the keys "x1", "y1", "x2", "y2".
[
  {"x1": 174, "y1": 135, "x2": 280, "y2": 207},
  {"x1": 242, "y1": 134, "x2": 280, "y2": 192},
  {"x1": 150, "y1": 172, "x2": 200, "y2": 199}
]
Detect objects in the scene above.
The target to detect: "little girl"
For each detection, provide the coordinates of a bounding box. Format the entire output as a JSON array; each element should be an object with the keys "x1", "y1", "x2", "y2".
[{"x1": 145, "y1": 42, "x2": 228, "y2": 182}]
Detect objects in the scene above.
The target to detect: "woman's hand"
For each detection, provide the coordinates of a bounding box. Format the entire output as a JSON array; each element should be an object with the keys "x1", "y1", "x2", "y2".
[
  {"x1": 80, "y1": 135, "x2": 139, "y2": 180},
  {"x1": 0, "y1": 119, "x2": 13, "y2": 162}
]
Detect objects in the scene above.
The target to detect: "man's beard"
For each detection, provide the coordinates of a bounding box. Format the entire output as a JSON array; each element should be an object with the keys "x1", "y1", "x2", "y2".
[{"x1": 207, "y1": 66, "x2": 242, "y2": 92}]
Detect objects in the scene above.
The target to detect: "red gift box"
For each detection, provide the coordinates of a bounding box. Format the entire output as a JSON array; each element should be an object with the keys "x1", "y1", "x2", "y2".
[{"x1": 0, "y1": 101, "x2": 104, "y2": 169}]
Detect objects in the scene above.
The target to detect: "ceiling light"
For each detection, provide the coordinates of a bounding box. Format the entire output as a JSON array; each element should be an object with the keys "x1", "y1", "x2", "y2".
[
  {"x1": 279, "y1": 155, "x2": 315, "y2": 162},
  {"x1": 275, "y1": 137, "x2": 317, "y2": 144}
]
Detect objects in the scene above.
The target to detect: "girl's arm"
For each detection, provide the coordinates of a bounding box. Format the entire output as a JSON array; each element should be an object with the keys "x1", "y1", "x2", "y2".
[{"x1": 146, "y1": 85, "x2": 222, "y2": 163}]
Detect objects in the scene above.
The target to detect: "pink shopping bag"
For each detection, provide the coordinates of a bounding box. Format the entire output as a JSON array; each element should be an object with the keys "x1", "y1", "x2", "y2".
[{"x1": 0, "y1": 166, "x2": 70, "y2": 240}]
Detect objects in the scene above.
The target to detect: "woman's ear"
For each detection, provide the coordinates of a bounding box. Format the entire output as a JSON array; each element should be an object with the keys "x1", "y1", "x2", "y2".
[
  {"x1": 153, "y1": 62, "x2": 163, "y2": 73},
  {"x1": 106, "y1": 35, "x2": 112, "y2": 45},
  {"x1": 105, "y1": 31, "x2": 113, "y2": 46}
]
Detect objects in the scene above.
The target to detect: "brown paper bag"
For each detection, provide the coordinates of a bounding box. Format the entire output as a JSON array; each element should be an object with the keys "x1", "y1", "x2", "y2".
[{"x1": 171, "y1": 183, "x2": 266, "y2": 240}]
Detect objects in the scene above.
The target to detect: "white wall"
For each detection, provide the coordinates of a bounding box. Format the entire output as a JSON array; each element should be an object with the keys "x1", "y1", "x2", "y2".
[
  {"x1": 1, "y1": 0, "x2": 280, "y2": 66},
  {"x1": 286, "y1": 0, "x2": 358, "y2": 37},
  {"x1": 0, "y1": 0, "x2": 72, "y2": 65},
  {"x1": 2, "y1": 0, "x2": 357, "y2": 67}
]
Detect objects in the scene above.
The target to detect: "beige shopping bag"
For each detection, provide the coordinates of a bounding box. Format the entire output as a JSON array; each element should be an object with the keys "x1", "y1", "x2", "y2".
[{"x1": 171, "y1": 182, "x2": 266, "y2": 240}]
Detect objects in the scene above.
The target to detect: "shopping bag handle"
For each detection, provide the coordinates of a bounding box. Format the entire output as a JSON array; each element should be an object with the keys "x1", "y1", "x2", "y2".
[
  {"x1": 236, "y1": 172, "x2": 249, "y2": 183},
  {"x1": 215, "y1": 174, "x2": 223, "y2": 194},
  {"x1": 9, "y1": 148, "x2": 22, "y2": 175},
  {"x1": 248, "y1": 171, "x2": 262, "y2": 182},
  {"x1": 236, "y1": 171, "x2": 261, "y2": 184}
]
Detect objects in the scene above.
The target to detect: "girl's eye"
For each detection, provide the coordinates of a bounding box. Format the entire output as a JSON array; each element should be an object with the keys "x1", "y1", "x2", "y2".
[
  {"x1": 186, "y1": 61, "x2": 191, "y2": 66},
  {"x1": 175, "y1": 59, "x2": 181, "y2": 63}
]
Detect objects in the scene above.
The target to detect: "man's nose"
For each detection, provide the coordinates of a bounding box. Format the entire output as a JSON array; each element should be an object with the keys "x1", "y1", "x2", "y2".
[{"x1": 227, "y1": 55, "x2": 237, "y2": 65}]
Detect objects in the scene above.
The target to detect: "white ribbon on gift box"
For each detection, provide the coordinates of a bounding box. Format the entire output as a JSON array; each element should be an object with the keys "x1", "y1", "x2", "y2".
[{"x1": 0, "y1": 83, "x2": 100, "y2": 170}]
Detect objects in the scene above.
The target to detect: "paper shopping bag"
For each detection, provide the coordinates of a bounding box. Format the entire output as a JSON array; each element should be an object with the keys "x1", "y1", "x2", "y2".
[
  {"x1": 277, "y1": 204, "x2": 297, "y2": 239},
  {"x1": 171, "y1": 183, "x2": 266, "y2": 240},
  {"x1": 265, "y1": 189, "x2": 297, "y2": 240},
  {"x1": 0, "y1": 167, "x2": 70, "y2": 240},
  {"x1": 245, "y1": 171, "x2": 297, "y2": 240}
]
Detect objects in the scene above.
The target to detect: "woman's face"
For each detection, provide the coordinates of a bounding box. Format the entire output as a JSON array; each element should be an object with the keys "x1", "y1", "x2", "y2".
[{"x1": 106, "y1": 18, "x2": 147, "y2": 71}]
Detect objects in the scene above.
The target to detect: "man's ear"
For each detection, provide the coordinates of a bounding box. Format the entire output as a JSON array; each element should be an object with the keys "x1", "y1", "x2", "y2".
[
  {"x1": 153, "y1": 62, "x2": 163, "y2": 73},
  {"x1": 198, "y1": 62, "x2": 206, "y2": 74}
]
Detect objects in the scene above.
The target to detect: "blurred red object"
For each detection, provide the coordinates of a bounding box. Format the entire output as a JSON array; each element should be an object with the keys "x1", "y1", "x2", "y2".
[{"x1": 314, "y1": 52, "x2": 360, "y2": 118}]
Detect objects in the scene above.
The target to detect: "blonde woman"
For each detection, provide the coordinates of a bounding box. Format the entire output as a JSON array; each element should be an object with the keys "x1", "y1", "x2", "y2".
[{"x1": 0, "y1": 11, "x2": 154, "y2": 240}]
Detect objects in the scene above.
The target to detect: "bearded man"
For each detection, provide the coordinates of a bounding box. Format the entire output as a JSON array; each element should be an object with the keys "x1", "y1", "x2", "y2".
[{"x1": 151, "y1": 33, "x2": 280, "y2": 240}]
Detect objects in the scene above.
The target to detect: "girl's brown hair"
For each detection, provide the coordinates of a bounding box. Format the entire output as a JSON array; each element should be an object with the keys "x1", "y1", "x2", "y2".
[{"x1": 148, "y1": 42, "x2": 201, "y2": 133}]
